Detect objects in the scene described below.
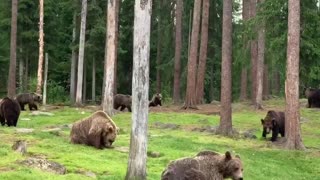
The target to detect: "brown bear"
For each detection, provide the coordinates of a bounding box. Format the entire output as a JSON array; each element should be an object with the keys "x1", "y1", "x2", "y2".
[
  {"x1": 114, "y1": 94, "x2": 132, "y2": 112},
  {"x1": 149, "y1": 93, "x2": 162, "y2": 107},
  {"x1": 261, "y1": 110, "x2": 285, "y2": 141},
  {"x1": 15, "y1": 93, "x2": 42, "y2": 111},
  {"x1": 304, "y1": 87, "x2": 320, "y2": 108},
  {"x1": 0, "y1": 97, "x2": 21, "y2": 127},
  {"x1": 161, "y1": 150, "x2": 243, "y2": 180},
  {"x1": 70, "y1": 111, "x2": 118, "y2": 149}
]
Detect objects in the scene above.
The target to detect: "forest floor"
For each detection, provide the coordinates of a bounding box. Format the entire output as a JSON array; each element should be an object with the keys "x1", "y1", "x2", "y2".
[{"x1": 0, "y1": 98, "x2": 319, "y2": 179}]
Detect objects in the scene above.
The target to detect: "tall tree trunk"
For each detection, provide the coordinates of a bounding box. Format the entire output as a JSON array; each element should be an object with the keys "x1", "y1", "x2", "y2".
[
  {"x1": 284, "y1": 0, "x2": 305, "y2": 150},
  {"x1": 240, "y1": 0, "x2": 250, "y2": 101},
  {"x1": 218, "y1": 0, "x2": 233, "y2": 136},
  {"x1": 114, "y1": 0, "x2": 120, "y2": 95},
  {"x1": 208, "y1": 0, "x2": 217, "y2": 102},
  {"x1": 255, "y1": 0, "x2": 265, "y2": 109},
  {"x1": 43, "y1": 53, "x2": 48, "y2": 105},
  {"x1": 70, "y1": 12, "x2": 77, "y2": 104},
  {"x1": 156, "y1": 1, "x2": 162, "y2": 94},
  {"x1": 196, "y1": 0, "x2": 210, "y2": 104},
  {"x1": 92, "y1": 58, "x2": 96, "y2": 102},
  {"x1": 182, "y1": 0, "x2": 202, "y2": 109},
  {"x1": 173, "y1": 0, "x2": 183, "y2": 104},
  {"x1": 263, "y1": 64, "x2": 270, "y2": 99},
  {"x1": 75, "y1": 0, "x2": 88, "y2": 106},
  {"x1": 7, "y1": 0, "x2": 18, "y2": 98},
  {"x1": 250, "y1": 0, "x2": 258, "y2": 104},
  {"x1": 19, "y1": 55, "x2": 24, "y2": 93},
  {"x1": 36, "y1": 0, "x2": 44, "y2": 95},
  {"x1": 102, "y1": 0, "x2": 119, "y2": 116},
  {"x1": 273, "y1": 70, "x2": 280, "y2": 95},
  {"x1": 82, "y1": 60, "x2": 87, "y2": 103},
  {"x1": 125, "y1": 0, "x2": 152, "y2": 179}
]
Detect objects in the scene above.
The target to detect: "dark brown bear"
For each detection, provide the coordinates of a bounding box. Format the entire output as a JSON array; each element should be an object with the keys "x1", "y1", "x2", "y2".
[
  {"x1": 114, "y1": 94, "x2": 132, "y2": 112},
  {"x1": 149, "y1": 93, "x2": 162, "y2": 107},
  {"x1": 70, "y1": 111, "x2": 118, "y2": 149},
  {"x1": 161, "y1": 150, "x2": 243, "y2": 180},
  {"x1": 0, "y1": 97, "x2": 21, "y2": 127},
  {"x1": 261, "y1": 110, "x2": 285, "y2": 141},
  {"x1": 304, "y1": 87, "x2": 320, "y2": 108},
  {"x1": 15, "y1": 93, "x2": 42, "y2": 111}
]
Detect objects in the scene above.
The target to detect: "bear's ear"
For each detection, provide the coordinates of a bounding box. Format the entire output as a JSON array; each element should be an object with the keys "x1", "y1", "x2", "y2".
[
  {"x1": 261, "y1": 119, "x2": 264, "y2": 124},
  {"x1": 225, "y1": 151, "x2": 232, "y2": 161},
  {"x1": 107, "y1": 125, "x2": 114, "y2": 133},
  {"x1": 235, "y1": 155, "x2": 241, "y2": 159},
  {"x1": 272, "y1": 118, "x2": 277, "y2": 126}
]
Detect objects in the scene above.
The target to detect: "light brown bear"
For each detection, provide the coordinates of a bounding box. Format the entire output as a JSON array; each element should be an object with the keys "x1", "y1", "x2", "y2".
[
  {"x1": 161, "y1": 150, "x2": 243, "y2": 180},
  {"x1": 70, "y1": 111, "x2": 118, "y2": 149}
]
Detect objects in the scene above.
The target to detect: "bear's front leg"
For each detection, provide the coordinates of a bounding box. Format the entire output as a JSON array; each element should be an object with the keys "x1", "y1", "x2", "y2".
[
  {"x1": 262, "y1": 128, "x2": 267, "y2": 138},
  {"x1": 271, "y1": 128, "x2": 279, "y2": 142}
]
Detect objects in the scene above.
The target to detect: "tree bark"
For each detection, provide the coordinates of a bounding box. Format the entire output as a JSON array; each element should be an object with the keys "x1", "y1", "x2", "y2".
[
  {"x1": 70, "y1": 12, "x2": 77, "y2": 104},
  {"x1": 263, "y1": 64, "x2": 270, "y2": 99},
  {"x1": 284, "y1": 0, "x2": 305, "y2": 150},
  {"x1": 250, "y1": 0, "x2": 258, "y2": 104},
  {"x1": 36, "y1": 0, "x2": 44, "y2": 95},
  {"x1": 103, "y1": 0, "x2": 119, "y2": 116},
  {"x1": 43, "y1": 53, "x2": 48, "y2": 105},
  {"x1": 196, "y1": 0, "x2": 210, "y2": 104},
  {"x1": 182, "y1": 0, "x2": 202, "y2": 109},
  {"x1": 125, "y1": 1, "x2": 152, "y2": 179},
  {"x1": 114, "y1": 0, "x2": 120, "y2": 95},
  {"x1": 240, "y1": 69, "x2": 248, "y2": 101},
  {"x1": 255, "y1": 0, "x2": 265, "y2": 109},
  {"x1": 7, "y1": 0, "x2": 18, "y2": 98},
  {"x1": 75, "y1": 0, "x2": 88, "y2": 106},
  {"x1": 273, "y1": 69, "x2": 281, "y2": 95},
  {"x1": 92, "y1": 58, "x2": 96, "y2": 102},
  {"x1": 19, "y1": 54, "x2": 24, "y2": 93},
  {"x1": 82, "y1": 60, "x2": 87, "y2": 103},
  {"x1": 173, "y1": 0, "x2": 183, "y2": 104},
  {"x1": 218, "y1": 0, "x2": 233, "y2": 135}
]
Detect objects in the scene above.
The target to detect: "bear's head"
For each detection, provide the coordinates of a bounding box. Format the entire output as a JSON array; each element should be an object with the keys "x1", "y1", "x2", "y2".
[
  {"x1": 152, "y1": 93, "x2": 162, "y2": 106},
  {"x1": 222, "y1": 151, "x2": 243, "y2": 180},
  {"x1": 32, "y1": 93, "x2": 42, "y2": 102},
  {"x1": 101, "y1": 123, "x2": 118, "y2": 148},
  {"x1": 261, "y1": 117, "x2": 276, "y2": 134}
]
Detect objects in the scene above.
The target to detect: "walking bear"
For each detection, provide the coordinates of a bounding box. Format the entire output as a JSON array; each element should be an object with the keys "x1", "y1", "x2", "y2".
[
  {"x1": 261, "y1": 110, "x2": 285, "y2": 142},
  {"x1": 0, "y1": 97, "x2": 21, "y2": 127},
  {"x1": 304, "y1": 87, "x2": 320, "y2": 108},
  {"x1": 15, "y1": 93, "x2": 42, "y2": 111},
  {"x1": 114, "y1": 94, "x2": 132, "y2": 112},
  {"x1": 161, "y1": 150, "x2": 243, "y2": 180},
  {"x1": 70, "y1": 111, "x2": 118, "y2": 149},
  {"x1": 149, "y1": 93, "x2": 162, "y2": 107}
]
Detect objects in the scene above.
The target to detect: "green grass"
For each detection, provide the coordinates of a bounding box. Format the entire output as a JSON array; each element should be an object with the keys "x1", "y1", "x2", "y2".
[{"x1": 0, "y1": 100, "x2": 320, "y2": 180}]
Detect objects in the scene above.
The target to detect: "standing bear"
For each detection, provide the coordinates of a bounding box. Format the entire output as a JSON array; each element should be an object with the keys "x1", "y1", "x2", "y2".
[
  {"x1": 149, "y1": 93, "x2": 162, "y2": 107},
  {"x1": 15, "y1": 93, "x2": 42, "y2": 111},
  {"x1": 261, "y1": 110, "x2": 285, "y2": 141},
  {"x1": 0, "y1": 97, "x2": 21, "y2": 127},
  {"x1": 70, "y1": 111, "x2": 119, "y2": 149},
  {"x1": 161, "y1": 150, "x2": 243, "y2": 180},
  {"x1": 114, "y1": 94, "x2": 132, "y2": 112}
]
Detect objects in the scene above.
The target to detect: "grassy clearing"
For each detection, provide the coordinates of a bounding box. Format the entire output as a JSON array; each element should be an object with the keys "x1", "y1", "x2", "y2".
[{"x1": 0, "y1": 99, "x2": 319, "y2": 180}]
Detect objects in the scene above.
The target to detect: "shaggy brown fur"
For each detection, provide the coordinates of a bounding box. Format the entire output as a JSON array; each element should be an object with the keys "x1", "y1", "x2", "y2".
[
  {"x1": 261, "y1": 110, "x2": 285, "y2": 142},
  {"x1": 70, "y1": 111, "x2": 118, "y2": 149},
  {"x1": 15, "y1": 93, "x2": 42, "y2": 111},
  {"x1": 304, "y1": 87, "x2": 320, "y2": 108},
  {"x1": 114, "y1": 94, "x2": 132, "y2": 112},
  {"x1": 161, "y1": 151, "x2": 243, "y2": 180},
  {"x1": 149, "y1": 93, "x2": 162, "y2": 107},
  {"x1": 0, "y1": 97, "x2": 21, "y2": 127}
]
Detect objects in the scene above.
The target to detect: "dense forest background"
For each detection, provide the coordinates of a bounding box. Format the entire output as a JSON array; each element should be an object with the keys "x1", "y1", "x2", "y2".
[{"x1": 0, "y1": 0, "x2": 319, "y2": 104}]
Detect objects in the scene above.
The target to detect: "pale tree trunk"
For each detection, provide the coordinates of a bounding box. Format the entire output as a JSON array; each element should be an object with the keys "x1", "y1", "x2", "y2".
[
  {"x1": 125, "y1": 0, "x2": 152, "y2": 179},
  {"x1": 102, "y1": 0, "x2": 119, "y2": 116},
  {"x1": 187, "y1": 9, "x2": 192, "y2": 64},
  {"x1": 173, "y1": 0, "x2": 183, "y2": 104},
  {"x1": 263, "y1": 64, "x2": 270, "y2": 99},
  {"x1": 92, "y1": 58, "x2": 96, "y2": 102},
  {"x1": 75, "y1": 0, "x2": 88, "y2": 106},
  {"x1": 240, "y1": 0, "x2": 250, "y2": 101},
  {"x1": 218, "y1": 0, "x2": 233, "y2": 136},
  {"x1": 182, "y1": 0, "x2": 201, "y2": 109},
  {"x1": 196, "y1": 0, "x2": 210, "y2": 104},
  {"x1": 156, "y1": 1, "x2": 162, "y2": 94},
  {"x1": 250, "y1": 0, "x2": 258, "y2": 104},
  {"x1": 284, "y1": 0, "x2": 305, "y2": 150},
  {"x1": 255, "y1": 0, "x2": 265, "y2": 109},
  {"x1": 70, "y1": 12, "x2": 77, "y2": 104},
  {"x1": 36, "y1": 0, "x2": 44, "y2": 95},
  {"x1": 43, "y1": 53, "x2": 48, "y2": 106},
  {"x1": 114, "y1": 0, "x2": 120, "y2": 95},
  {"x1": 7, "y1": 0, "x2": 18, "y2": 98},
  {"x1": 82, "y1": 61, "x2": 87, "y2": 103}
]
